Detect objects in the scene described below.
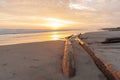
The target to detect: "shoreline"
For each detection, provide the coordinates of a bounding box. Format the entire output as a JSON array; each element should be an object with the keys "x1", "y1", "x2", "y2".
[
  {"x1": 0, "y1": 29, "x2": 101, "y2": 46},
  {"x1": 0, "y1": 40, "x2": 65, "y2": 47}
]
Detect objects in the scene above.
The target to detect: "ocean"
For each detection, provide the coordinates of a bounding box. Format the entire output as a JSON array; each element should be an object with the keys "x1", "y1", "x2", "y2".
[{"x1": 0, "y1": 29, "x2": 101, "y2": 46}]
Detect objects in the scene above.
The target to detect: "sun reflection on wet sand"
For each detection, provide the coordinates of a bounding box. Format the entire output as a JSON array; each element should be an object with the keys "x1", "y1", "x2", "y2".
[{"x1": 51, "y1": 32, "x2": 59, "y2": 40}]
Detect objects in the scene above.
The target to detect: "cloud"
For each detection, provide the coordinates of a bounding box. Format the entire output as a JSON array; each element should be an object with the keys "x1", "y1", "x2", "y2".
[
  {"x1": 0, "y1": 0, "x2": 120, "y2": 29},
  {"x1": 0, "y1": 0, "x2": 71, "y2": 17},
  {"x1": 69, "y1": 3, "x2": 96, "y2": 11}
]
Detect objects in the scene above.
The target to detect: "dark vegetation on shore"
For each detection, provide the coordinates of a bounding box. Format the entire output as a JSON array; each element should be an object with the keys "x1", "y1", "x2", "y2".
[
  {"x1": 102, "y1": 27, "x2": 120, "y2": 31},
  {"x1": 102, "y1": 37, "x2": 120, "y2": 44},
  {"x1": 102, "y1": 27, "x2": 120, "y2": 44}
]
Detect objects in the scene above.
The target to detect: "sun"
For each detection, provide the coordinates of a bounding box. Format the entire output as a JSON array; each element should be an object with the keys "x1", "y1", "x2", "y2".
[{"x1": 49, "y1": 23, "x2": 61, "y2": 29}]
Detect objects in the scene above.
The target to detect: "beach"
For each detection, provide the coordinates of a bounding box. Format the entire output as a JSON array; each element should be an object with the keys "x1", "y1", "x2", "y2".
[
  {"x1": 1, "y1": 0, "x2": 120, "y2": 79},
  {"x1": 0, "y1": 39, "x2": 107, "y2": 80},
  {"x1": 0, "y1": 29, "x2": 120, "y2": 80}
]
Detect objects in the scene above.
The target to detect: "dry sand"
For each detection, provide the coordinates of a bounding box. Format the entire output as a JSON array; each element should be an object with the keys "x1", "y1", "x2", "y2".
[
  {"x1": 70, "y1": 38, "x2": 106, "y2": 80},
  {"x1": 81, "y1": 31, "x2": 120, "y2": 72},
  {"x1": 0, "y1": 41, "x2": 66, "y2": 80}
]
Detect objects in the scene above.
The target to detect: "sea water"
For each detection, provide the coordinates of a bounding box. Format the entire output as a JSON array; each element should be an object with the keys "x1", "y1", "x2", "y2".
[{"x1": 0, "y1": 29, "x2": 100, "y2": 46}]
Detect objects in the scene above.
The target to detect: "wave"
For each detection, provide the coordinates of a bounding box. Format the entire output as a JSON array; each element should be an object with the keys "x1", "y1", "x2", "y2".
[
  {"x1": 0, "y1": 29, "x2": 53, "y2": 35},
  {"x1": 0, "y1": 29, "x2": 82, "y2": 35}
]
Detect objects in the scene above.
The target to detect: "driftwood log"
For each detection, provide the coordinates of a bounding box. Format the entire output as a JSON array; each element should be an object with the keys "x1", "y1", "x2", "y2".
[
  {"x1": 62, "y1": 40, "x2": 75, "y2": 78},
  {"x1": 77, "y1": 37, "x2": 120, "y2": 80},
  {"x1": 102, "y1": 37, "x2": 120, "y2": 44}
]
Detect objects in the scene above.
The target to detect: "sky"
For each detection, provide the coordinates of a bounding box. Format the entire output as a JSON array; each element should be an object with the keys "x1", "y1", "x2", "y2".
[{"x1": 0, "y1": 0, "x2": 120, "y2": 30}]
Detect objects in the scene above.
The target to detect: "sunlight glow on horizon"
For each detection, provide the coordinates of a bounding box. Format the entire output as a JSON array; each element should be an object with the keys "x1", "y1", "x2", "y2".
[
  {"x1": 41, "y1": 18, "x2": 80, "y2": 30},
  {"x1": 52, "y1": 34, "x2": 59, "y2": 40},
  {"x1": 51, "y1": 32, "x2": 59, "y2": 40}
]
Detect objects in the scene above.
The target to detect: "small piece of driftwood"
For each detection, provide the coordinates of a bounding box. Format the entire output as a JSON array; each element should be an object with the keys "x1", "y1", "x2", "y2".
[
  {"x1": 102, "y1": 37, "x2": 120, "y2": 44},
  {"x1": 65, "y1": 35, "x2": 73, "y2": 39}
]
